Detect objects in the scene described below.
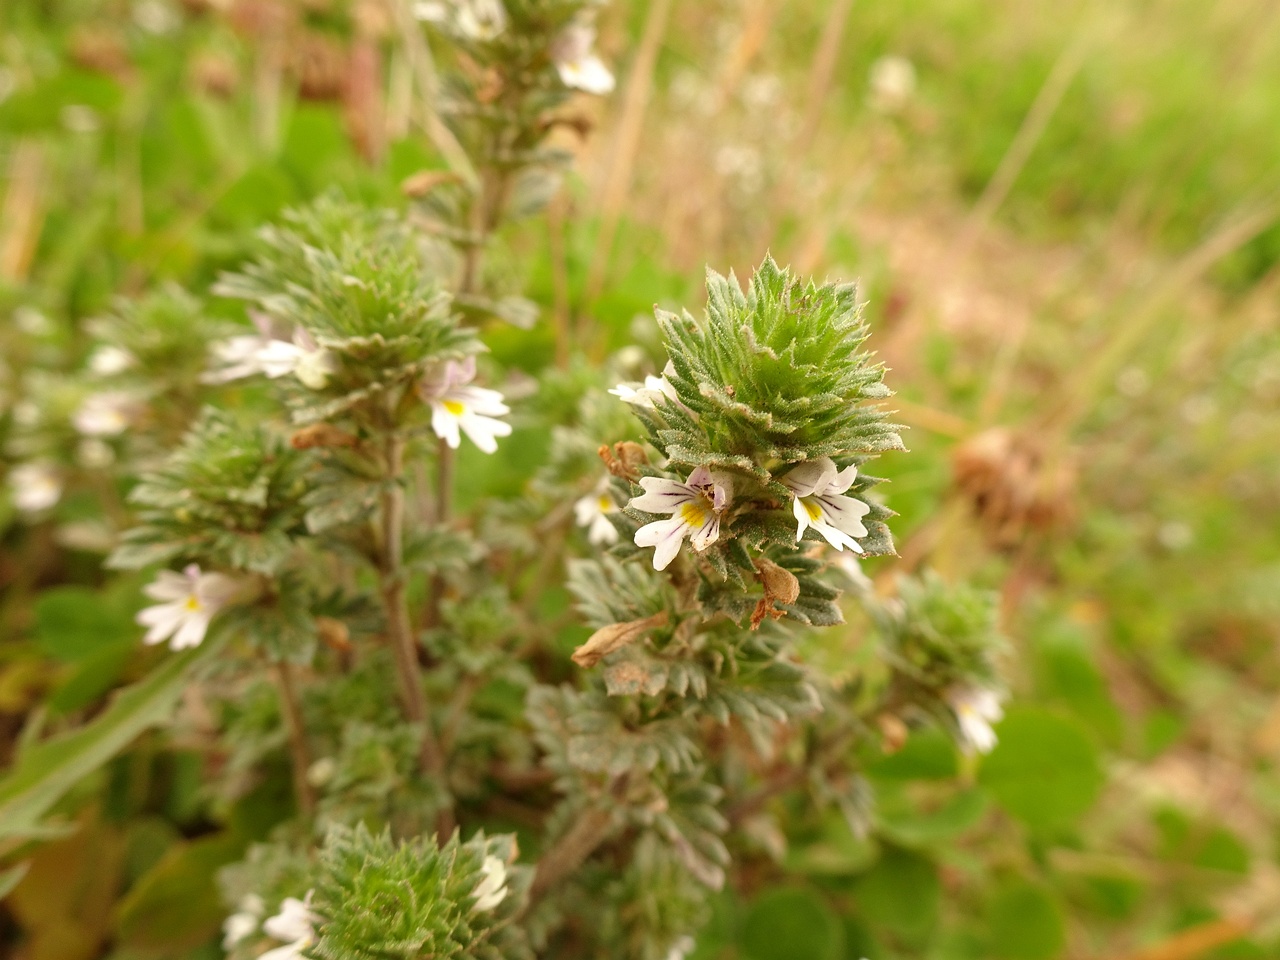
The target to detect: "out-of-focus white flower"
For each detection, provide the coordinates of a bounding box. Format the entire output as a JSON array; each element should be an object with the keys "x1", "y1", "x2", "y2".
[
  {"x1": 14, "y1": 307, "x2": 51, "y2": 336},
  {"x1": 77, "y1": 438, "x2": 116, "y2": 468},
  {"x1": 9, "y1": 463, "x2": 62, "y2": 513},
  {"x1": 222, "y1": 893, "x2": 265, "y2": 950},
  {"x1": 74, "y1": 391, "x2": 140, "y2": 436},
  {"x1": 432, "y1": 0, "x2": 506, "y2": 40},
  {"x1": 1157, "y1": 521, "x2": 1194, "y2": 552},
  {"x1": 204, "y1": 324, "x2": 336, "y2": 390},
  {"x1": 133, "y1": 0, "x2": 180, "y2": 34},
  {"x1": 306, "y1": 756, "x2": 338, "y2": 787},
  {"x1": 412, "y1": 0, "x2": 447, "y2": 20},
  {"x1": 88, "y1": 345, "x2": 135, "y2": 376},
  {"x1": 715, "y1": 144, "x2": 765, "y2": 195},
  {"x1": 61, "y1": 104, "x2": 101, "y2": 133},
  {"x1": 261, "y1": 892, "x2": 318, "y2": 960},
  {"x1": 664, "y1": 936, "x2": 696, "y2": 960},
  {"x1": 471, "y1": 856, "x2": 508, "y2": 912},
  {"x1": 631, "y1": 466, "x2": 733, "y2": 571},
  {"x1": 13, "y1": 400, "x2": 40, "y2": 427},
  {"x1": 781, "y1": 457, "x2": 871, "y2": 553},
  {"x1": 609, "y1": 374, "x2": 679, "y2": 409},
  {"x1": 574, "y1": 480, "x2": 619, "y2": 545},
  {"x1": 946, "y1": 685, "x2": 1003, "y2": 755},
  {"x1": 552, "y1": 21, "x2": 615, "y2": 95},
  {"x1": 136, "y1": 564, "x2": 244, "y2": 650},
  {"x1": 868, "y1": 55, "x2": 916, "y2": 114},
  {"x1": 419, "y1": 356, "x2": 512, "y2": 454}
]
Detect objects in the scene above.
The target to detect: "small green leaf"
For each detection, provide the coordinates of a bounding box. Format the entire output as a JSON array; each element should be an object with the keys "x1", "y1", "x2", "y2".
[
  {"x1": 978, "y1": 708, "x2": 1104, "y2": 831},
  {"x1": 987, "y1": 881, "x2": 1066, "y2": 960},
  {"x1": 852, "y1": 847, "x2": 939, "y2": 945},
  {"x1": 741, "y1": 887, "x2": 844, "y2": 960}
]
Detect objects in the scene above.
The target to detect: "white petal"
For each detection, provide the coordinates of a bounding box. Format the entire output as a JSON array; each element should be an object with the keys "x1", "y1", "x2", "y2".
[
  {"x1": 813, "y1": 493, "x2": 871, "y2": 538},
  {"x1": 809, "y1": 518, "x2": 864, "y2": 553},
  {"x1": 780, "y1": 458, "x2": 836, "y2": 498},
  {"x1": 450, "y1": 384, "x2": 509, "y2": 417},
  {"x1": 826, "y1": 463, "x2": 859, "y2": 495},
  {"x1": 792, "y1": 496, "x2": 813, "y2": 541},
  {"x1": 431, "y1": 404, "x2": 462, "y2": 449},
  {"x1": 264, "y1": 897, "x2": 317, "y2": 943},
  {"x1": 687, "y1": 513, "x2": 720, "y2": 552},
  {"x1": 629, "y1": 477, "x2": 694, "y2": 515},
  {"x1": 574, "y1": 493, "x2": 600, "y2": 527},
  {"x1": 458, "y1": 412, "x2": 512, "y2": 454},
  {"x1": 558, "y1": 54, "x2": 615, "y2": 94},
  {"x1": 138, "y1": 603, "x2": 186, "y2": 645},
  {"x1": 259, "y1": 938, "x2": 310, "y2": 960},
  {"x1": 588, "y1": 513, "x2": 619, "y2": 545},
  {"x1": 170, "y1": 610, "x2": 212, "y2": 650},
  {"x1": 634, "y1": 517, "x2": 689, "y2": 571},
  {"x1": 255, "y1": 341, "x2": 307, "y2": 379},
  {"x1": 143, "y1": 569, "x2": 195, "y2": 601}
]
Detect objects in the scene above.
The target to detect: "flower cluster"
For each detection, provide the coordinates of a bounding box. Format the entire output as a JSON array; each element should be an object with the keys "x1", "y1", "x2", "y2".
[{"x1": 606, "y1": 258, "x2": 903, "y2": 605}]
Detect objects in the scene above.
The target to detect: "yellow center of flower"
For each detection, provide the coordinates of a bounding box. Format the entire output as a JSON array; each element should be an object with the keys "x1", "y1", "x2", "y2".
[
  {"x1": 443, "y1": 400, "x2": 466, "y2": 416},
  {"x1": 802, "y1": 498, "x2": 823, "y2": 522},
  {"x1": 679, "y1": 500, "x2": 711, "y2": 526},
  {"x1": 184, "y1": 595, "x2": 202, "y2": 612},
  {"x1": 597, "y1": 495, "x2": 613, "y2": 512}
]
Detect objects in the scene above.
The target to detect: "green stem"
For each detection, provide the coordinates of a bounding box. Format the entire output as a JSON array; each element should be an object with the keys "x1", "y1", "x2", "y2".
[
  {"x1": 274, "y1": 660, "x2": 316, "y2": 819},
  {"x1": 379, "y1": 434, "x2": 445, "y2": 776}
]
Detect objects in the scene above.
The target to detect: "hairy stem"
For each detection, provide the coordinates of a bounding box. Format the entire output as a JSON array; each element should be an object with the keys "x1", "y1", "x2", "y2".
[
  {"x1": 380, "y1": 434, "x2": 445, "y2": 776},
  {"x1": 274, "y1": 660, "x2": 316, "y2": 819},
  {"x1": 527, "y1": 776, "x2": 627, "y2": 907}
]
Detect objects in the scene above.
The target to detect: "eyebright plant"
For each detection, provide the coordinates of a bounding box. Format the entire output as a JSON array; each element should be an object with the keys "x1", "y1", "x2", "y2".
[{"x1": 0, "y1": 5, "x2": 1012, "y2": 959}]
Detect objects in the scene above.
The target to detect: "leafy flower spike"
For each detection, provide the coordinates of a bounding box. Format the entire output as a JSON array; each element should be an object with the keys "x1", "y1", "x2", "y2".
[
  {"x1": 631, "y1": 466, "x2": 733, "y2": 571},
  {"x1": 420, "y1": 356, "x2": 512, "y2": 454},
  {"x1": 781, "y1": 457, "x2": 871, "y2": 553}
]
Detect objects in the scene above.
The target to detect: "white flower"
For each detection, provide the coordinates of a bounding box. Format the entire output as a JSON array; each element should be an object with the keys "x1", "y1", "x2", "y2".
[
  {"x1": 664, "y1": 936, "x2": 696, "y2": 960},
  {"x1": 9, "y1": 463, "x2": 62, "y2": 513},
  {"x1": 412, "y1": 0, "x2": 447, "y2": 20},
  {"x1": 552, "y1": 22, "x2": 615, "y2": 95},
  {"x1": 204, "y1": 324, "x2": 336, "y2": 389},
  {"x1": 947, "y1": 685, "x2": 1004, "y2": 755},
  {"x1": 609, "y1": 374, "x2": 679, "y2": 409},
  {"x1": 868, "y1": 55, "x2": 916, "y2": 114},
  {"x1": 136, "y1": 564, "x2": 244, "y2": 650},
  {"x1": 631, "y1": 466, "x2": 733, "y2": 571},
  {"x1": 453, "y1": 0, "x2": 508, "y2": 40},
  {"x1": 222, "y1": 893, "x2": 265, "y2": 950},
  {"x1": 87, "y1": 345, "x2": 135, "y2": 376},
  {"x1": 471, "y1": 855, "x2": 508, "y2": 912},
  {"x1": 261, "y1": 892, "x2": 318, "y2": 960},
  {"x1": 77, "y1": 438, "x2": 116, "y2": 468},
  {"x1": 574, "y1": 480, "x2": 619, "y2": 545},
  {"x1": 781, "y1": 457, "x2": 871, "y2": 553},
  {"x1": 74, "y1": 390, "x2": 140, "y2": 437},
  {"x1": 420, "y1": 357, "x2": 512, "y2": 454}
]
